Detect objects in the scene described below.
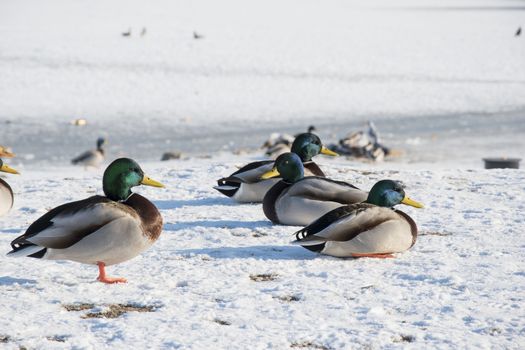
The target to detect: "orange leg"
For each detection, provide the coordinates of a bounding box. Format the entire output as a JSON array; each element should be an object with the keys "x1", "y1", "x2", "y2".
[
  {"x1": 351, "y1": 253, "x2": 394, "y2": 259},
  {"x1": 96, "y1": 262, "x2": 127, "y2": 284}
]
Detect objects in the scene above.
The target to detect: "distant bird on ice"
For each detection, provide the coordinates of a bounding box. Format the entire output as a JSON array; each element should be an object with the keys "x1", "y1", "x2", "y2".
[
  {"x1": 122, "y1": 28, "x2": 131, "y2": 37},
  {"x1": 7, "y1": 158, "x2": 165, "y2": 284},
  {"x1": 516, "y1": 27, "x2": 522, "y2": 36},
  {"x1": 141, "y1": 27, "x2": 147, "y2": 36},
  {"x1": 71, "y1": 137, "x2": 106, "y2": 168},
  {"x1": 193, "y1": 31, "x2": 204, "y2": 39}
]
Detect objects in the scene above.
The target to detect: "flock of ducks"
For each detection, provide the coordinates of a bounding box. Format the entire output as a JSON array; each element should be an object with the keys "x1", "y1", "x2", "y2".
[
  {"x1": 214, "y1": 132, "x2": 423, "y2": 259},
  {"x1": 0, "y1": 131, "x2": 423, "y2": 284}
]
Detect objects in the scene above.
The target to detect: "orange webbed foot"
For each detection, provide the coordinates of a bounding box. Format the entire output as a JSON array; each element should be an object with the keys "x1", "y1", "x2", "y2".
[
  {"x1": 97, "y1": 276, "x2": 128, "y2": 284},
  {"x1": 96, "y1": 262, "x2": 127, "y2": 284}
]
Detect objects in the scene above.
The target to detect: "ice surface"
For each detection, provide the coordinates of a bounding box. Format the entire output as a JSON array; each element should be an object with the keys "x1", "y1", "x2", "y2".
[{"x1": 0, "y1": 0, "x2": 524, "y2": 166}]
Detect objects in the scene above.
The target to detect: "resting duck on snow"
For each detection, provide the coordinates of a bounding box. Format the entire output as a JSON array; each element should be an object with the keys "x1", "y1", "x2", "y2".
[
  {"x1": 261, "y1": 152, "x2": 368, "y2": 226},
  {"x1": 292, "y1": 180, "x2": 423, "y2": 258},
  {"x1": 0, "y1": 159, "x2": 20, "y2": 217},
  {"x1": 71, "y1": 137, "x2": 106, "y2": 168},
  {"x1": 214, "y1": 133, "x2": 338, "y2": 203},
  {"x1": 7, "y1": 158, "x2": 165, "y2": 284}
]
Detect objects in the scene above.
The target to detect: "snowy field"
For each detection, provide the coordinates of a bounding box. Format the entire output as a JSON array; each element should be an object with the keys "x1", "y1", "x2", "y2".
[
  {"x1": 1, "y1": 0, "x2": 525, "y2": 348},
  {"x1": 0, "y1": 157, "x2": 524, "y2": 349}
]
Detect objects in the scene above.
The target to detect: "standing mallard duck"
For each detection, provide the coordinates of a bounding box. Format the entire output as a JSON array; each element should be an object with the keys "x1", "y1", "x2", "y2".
[
  {"x1": 0, "y1": 159, "x2": 20, "y2": 217},
  {"x1": 292, "y1": 180, "x2": 423, "y2": 258},
  {"x1": 214, "y1": 133, "x2": 338, "y2": 203},
  {"x1": 261, "y1": 153, "x2": 367, "y2": 226},
  {"x1": 7, "y1": 158, "x2": 164, "y2": 284},
  {"x1": 71, "y1": 137, "x2": 106, "y2": 168}
]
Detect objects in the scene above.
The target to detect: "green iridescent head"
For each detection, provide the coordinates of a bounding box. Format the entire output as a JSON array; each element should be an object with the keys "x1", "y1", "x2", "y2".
[
  {"x1": 261, "y1": 152, "x2": 304, "y2": 183},
  {"x1": 102, "y1": 158, "x2": 164, "y2": 201},
  {"x1": 366, "y1": 180, "x2": 424, "y2": 208},
  {"x1": 291, "y1": 133, "x2": 338, "y2": 162}
]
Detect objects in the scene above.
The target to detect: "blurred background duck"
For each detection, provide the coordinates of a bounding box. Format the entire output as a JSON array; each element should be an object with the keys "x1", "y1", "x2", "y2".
[
  {"x1": 71, "y1": 137, "x2": 106, "y2": 168},
  {"x1": 261, "y1": 152, "x2": 367, "y2": 226},
  {"x1": 0, "y1": 159, "x2": 20, "y2": 217},
  {"x1": 0, "y1": 145, "x2": 15, "y2": 158},
  {"x1": 292, "y1": 180, "x2": 423, "y2": 258},
  {"x1": 7, "y1": 158, "x2": 165, "y2": 284},
  {"x1": 214, "y1": 133, "x2": 338, "y2": 203},
  {"x1": 262, "y1": 132, "x2": 294, "y2": 159},
  {"x1": 263, "y1": 125, "x2": 318, "y2": 159}
]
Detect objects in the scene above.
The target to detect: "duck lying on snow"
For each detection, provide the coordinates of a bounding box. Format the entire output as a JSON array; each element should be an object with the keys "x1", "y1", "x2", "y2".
[
  {"x1": 0, "y1": 159, "x2": 20, "y2": 217},
  {"x1": 214, "y1": 133, "x2": 338, "y2": 203},
  {"x1": 261, "y1": 152, "x2": 368, "y2": 226},
  {"x1": 292, "y1": 180, "x2": 423, "y2": 258},
  {"x1": 7, "y1": 158, "x2": 165, "y2": 284}
]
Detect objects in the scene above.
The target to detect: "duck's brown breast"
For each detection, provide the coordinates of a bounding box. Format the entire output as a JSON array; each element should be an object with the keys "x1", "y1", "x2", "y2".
[{"x1": 124, "y1": 193, "x2": 163, "y2": 241}]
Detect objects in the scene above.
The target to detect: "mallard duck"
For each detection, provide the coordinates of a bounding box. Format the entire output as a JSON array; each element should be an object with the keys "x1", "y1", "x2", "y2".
[
  {"x1": 7, "y1": 158, "x2": 164, "y2": 284},
  {"x1": 261, "y1": 152, "x2": 368, "y2": 226},
  {"x1": 0, "y1": 159, "x2": 19, "y2": 217},
  {"x1": 71, "y1": 137, "x2": 106, "y2": 168},
  {"x1": 262, "y1": 132, "x2": 295, "y2": 159},
  {"x1": 292, "y1": 179, "x2": 423, "y2": 258},
  {"x1": 214, "y1": 133, "x2": 338, "y2": 203}
]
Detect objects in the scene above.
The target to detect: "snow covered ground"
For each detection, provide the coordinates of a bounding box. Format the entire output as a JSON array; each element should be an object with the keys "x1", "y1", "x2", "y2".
[
  {"x1": 0, "y1": 157, "x2": 524, "y2": 349},
  {"x1": 1, "y1": 0, "x2": 525, "y2": 348}
]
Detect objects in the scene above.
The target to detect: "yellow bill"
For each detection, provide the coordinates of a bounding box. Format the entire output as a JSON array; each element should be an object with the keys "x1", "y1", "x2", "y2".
[
  {"x1": 261, "y1": 168, "x2": 281, "y2": 180},
  {"x1": 141, "y1": 175, "x2": 165, "y2": 188},
  {"x1": 0, "y1": 164, "x2": 20, "y2": 175},
  {"x1": 320, "y1": 146, "x2": 339, "y2": 157},
  {"x1": 401, "y1": 196, "x2": 424, "y2": 208}
]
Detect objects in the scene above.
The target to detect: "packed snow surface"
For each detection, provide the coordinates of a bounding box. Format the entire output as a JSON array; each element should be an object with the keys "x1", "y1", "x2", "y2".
[{"x1": 0, "y1": 157, "x2": 524, "y2": 349}]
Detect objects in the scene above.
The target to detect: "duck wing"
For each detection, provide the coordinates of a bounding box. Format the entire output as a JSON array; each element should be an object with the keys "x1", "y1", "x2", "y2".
[
  {"x1": 71, "y1": 150, "x2": 96, "y2": 164},
  {"x1": 293, "y1": 204, "x2": 398, "y2": 245},
  {"x1": 218, "y1": 160, "x2": 275, "y2": 184},
  {"x1": 9, "y1": 196, "x2": 137, "y2": 252},
  {"x1": 286, "y1": 177, "x2": 368, "y2": 204}
]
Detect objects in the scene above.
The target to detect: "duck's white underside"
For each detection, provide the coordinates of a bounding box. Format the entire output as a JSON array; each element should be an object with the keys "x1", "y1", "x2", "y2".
[
  {"x1": 276, "y1": 196, "x2": 343, "y2": 226},
  {"x1": 233, "y1": 179, "x2": 280, "y2": 203},
  {"x1": 298, "y1": 211, "x2": 412, "y2": 257},
  {"x1": 13, "y1": 202, "x2": 154, "y2": 266},
  {"x1": 321, "y1": 219, "x2": 413, "y2": 256},
  {"x1": 274, "y1": 178, "x2": 368, "y2": 226},
  {"x1": 43, "y1": 217, "x2": 153, "y2": 265},
  {"x1": 0, "y1": 183, "x2": 13, "y2": 217}
]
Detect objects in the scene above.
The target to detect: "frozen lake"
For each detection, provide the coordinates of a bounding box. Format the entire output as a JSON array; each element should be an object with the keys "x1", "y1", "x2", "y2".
[
  {"x1": 1, "y1": 0, "x2": 524, "y2": 167},
  {"x1": 1, "y1": 110, "x2": 524, "y2": 168}
]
